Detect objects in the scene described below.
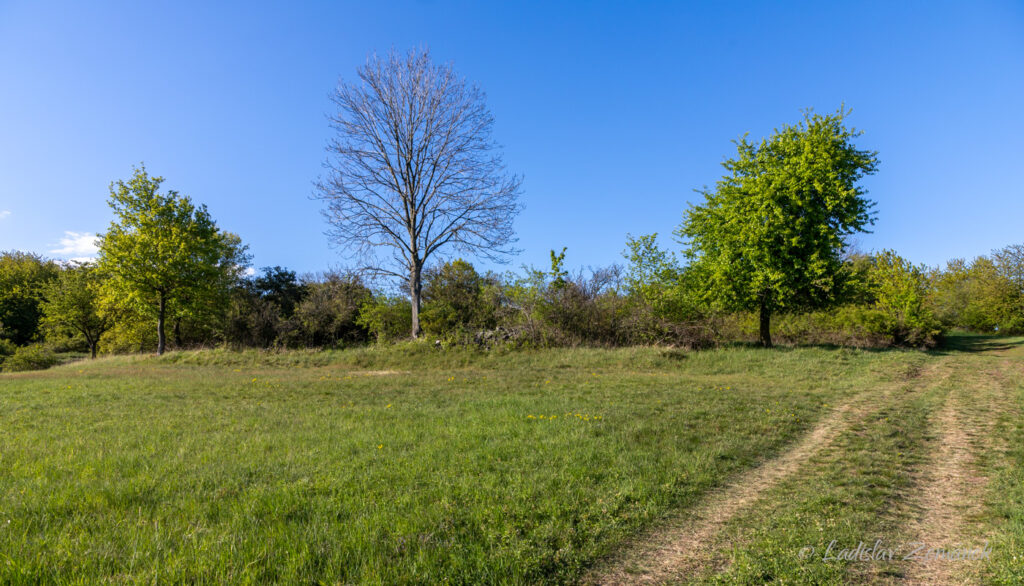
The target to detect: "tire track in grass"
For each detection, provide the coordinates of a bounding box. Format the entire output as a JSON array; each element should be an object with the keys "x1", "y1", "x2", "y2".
[
  {"x1": 587, "y1": 360, "x2": 936, "y2": 585},
  {"x1": 900, "y1": 358, "x2": 1011, "y2": 585}
]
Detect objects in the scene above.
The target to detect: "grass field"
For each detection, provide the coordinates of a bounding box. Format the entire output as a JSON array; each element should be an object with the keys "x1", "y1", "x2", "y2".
[{"x1": 1, "y1": 338, "x2": 1022, "y2": 584}]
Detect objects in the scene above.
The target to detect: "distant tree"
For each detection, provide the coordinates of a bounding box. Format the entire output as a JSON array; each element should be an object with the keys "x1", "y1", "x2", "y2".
[
  {"x1": 251, "y1": 266, "x2": 306, "y2": 318},
  {"x1": 317, "y1": 48, "x2": 523, "y2": 338},
  {"x1": 224, "y1": 287, "x2": 281, "y2": 348},
  {"x1": 0, "y1": 251, "x2": 60, "y2": 345},
  {"x1": 992, "y1": 244, "x2": 1024, "y2": 331},
  {"x1": 930, "y1": 251, "x2": 1024, "y2": 334},
  {"x1": 292, "y1": 272, "x2": 372, "y2": 346},
  {"x1": 993, "y1": 244, "x2": 1024, "y2": 293},
  {"x1": 97, "y1": 166, "x2": 249, "y2": 355},
  {"x1": 40, "y1": 262, "x2": 110, "y2": 358},
  {"x1": 677, "y1": 108, "x2": 879, "y2": 347}
]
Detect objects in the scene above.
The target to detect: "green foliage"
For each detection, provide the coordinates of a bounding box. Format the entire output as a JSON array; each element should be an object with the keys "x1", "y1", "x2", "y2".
[
  {"x1": 96, "y1": 165, "x2": 250, "y2": 354},
  {"x1": 867, "y1": 250, "x2": 943, "y2": 347},
  {"x1": 1, "y1": 343, "x2": 58, "y2": 372},
  {"x1": 40, "y1": 263, "x2": 110, "y2": 358},
  {"x1": 548, "y1": 247, "x2": 568, "y2": 289},
  {"x1": 100, "y1": 310, "x2": 158, "y2": 354},
  {"x1": 224, "y1": 290, "x2": 283, "y2": 349},
  {"x1": 291, "y1": 272, "x2": 372, "y2": 346},
  {"x1": 421, "y1": 260, "x2": 497, "y2": 337},
  {"x1": 251, "y1": 266, "x2": 306, "y2": 318},
  {"x1": 930, "y1": 245, "x2": 1024, "y2": 334},
  {"x1": 622, "y1": 234, "x2": 703, "y2": 322},
  {"x1": 0, "y1": 251, "x2": 60, "y2": 345},
  {"x1": 677, "y1": 107, "x2": 878, "y2": 346},
  {"x1": 0, "y1": 338, "x2": 16, "y2": 369},
  {"x1": 357, "y1": 295, "x2": 413, "y2": 342}
]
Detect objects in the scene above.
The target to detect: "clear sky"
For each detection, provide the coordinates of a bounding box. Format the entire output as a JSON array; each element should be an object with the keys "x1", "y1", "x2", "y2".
[{"x1": 1, "y1": 0, "x2": 1022, "y2": 275}]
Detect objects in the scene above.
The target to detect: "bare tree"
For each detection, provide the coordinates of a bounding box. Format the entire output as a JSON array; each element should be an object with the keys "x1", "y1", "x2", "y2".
[{"x1": 317, "y1": 48, "x2": 523, "y2": 338}]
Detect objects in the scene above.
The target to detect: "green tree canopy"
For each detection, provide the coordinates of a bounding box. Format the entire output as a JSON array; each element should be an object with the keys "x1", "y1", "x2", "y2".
[
  {"x1": 0, "y1": 251, "x2": 60, "y2": 345},
  {"x1": 96, "y1": 165, "x2": 249, "y2": 354},
  {"x1": 40, "y1": 262, "x2": 110, "y2": 358},
  {"x1": 677, "y1": 108, "x2": 879, "y2": 347}
]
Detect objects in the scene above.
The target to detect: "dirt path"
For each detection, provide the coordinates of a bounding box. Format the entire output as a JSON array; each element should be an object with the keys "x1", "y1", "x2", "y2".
[
  {"x1": 899, "y1": 358, "x2": 1013, "y2": 585},
  {"x1": 587, "y1": 368, "x2": 930, "y2": 585},
  {"x1": 587, "y1": 359, "x2": 958, "y2": 586}
]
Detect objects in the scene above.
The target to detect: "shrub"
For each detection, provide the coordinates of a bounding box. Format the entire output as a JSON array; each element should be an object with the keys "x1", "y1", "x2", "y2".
[
  {"x1": 868, "y1": 250, "x2": 944, "y2": 347},
  {"x1": 421, "y1": 260, "x2": 498, "y2": 338},
  {"x1": 0, "y1": 338, "x2": 16, "y2": 368},
  {"x1": 357, "y1": 296, "x2": 412, "y2": 343},
  {"x1": 765, "y1": 308, "x2": 890, "y2": 348},
  {"x1": 291, "y1": 272, "x2": 372, "y2": 347},
  {"x1": 2, "y1": 343, "x2": 59, "y2": 372},
  {"x1": 224, "y1": 292, "x2": 281, "y2": 348}
]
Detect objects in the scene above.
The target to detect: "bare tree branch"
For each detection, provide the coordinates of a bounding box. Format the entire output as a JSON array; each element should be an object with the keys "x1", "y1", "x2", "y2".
[{"x1": 315, "y1": 47, "x2": 523, "y2": 337}]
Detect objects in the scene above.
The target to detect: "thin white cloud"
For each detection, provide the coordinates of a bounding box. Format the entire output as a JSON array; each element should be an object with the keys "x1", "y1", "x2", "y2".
[
  {"x1": 66, "y1": 257, "x2": 97, "y2": 265},
  {"x1": 50, "y1": 231, "x2": 99, "y2": 258},
  {"x1": 243, "y1": 267, "x2": 257, "y2": 277},
  {"x1": 0, "y1": 210, "x2": 10, "y2": 220}
]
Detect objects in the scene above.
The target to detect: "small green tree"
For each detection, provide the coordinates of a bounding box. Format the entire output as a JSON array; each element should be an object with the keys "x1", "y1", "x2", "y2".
[
  {"x1": 40, "y1": 263, "x2": 110, "y2": 358},
  {"x1": 622, "y1": 233, "x2": 705, "y2": 322},
  {"x1": 97, "y1": 166, "x2": 249, "y2": 355},
  {"x1": 677, "y1": 108, "x2": 879, "y2": 347}
]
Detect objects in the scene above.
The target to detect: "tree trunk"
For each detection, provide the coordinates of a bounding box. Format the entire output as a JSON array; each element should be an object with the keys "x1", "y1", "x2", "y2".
[
  {"x1": 410, "y1": 263, "x2": 422, "y2": 338},
  {"x1": 759, "y1": 295, "x2": 773, "y2": 348},
  {"x1": 90, "y1": 341, "x2": 97, "y2": 359},
  {"x1": 157, "y1": 292, "x2": 167, "y2": 355}
]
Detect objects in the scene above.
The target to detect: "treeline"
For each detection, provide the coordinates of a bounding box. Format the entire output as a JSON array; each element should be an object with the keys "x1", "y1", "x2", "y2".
[
  {"x1": 2, "y1": 240, "x2": 1023, "y2": 371},
  {"x1": 4, "y1": 109, "x2": 1021, "y2": 369}
]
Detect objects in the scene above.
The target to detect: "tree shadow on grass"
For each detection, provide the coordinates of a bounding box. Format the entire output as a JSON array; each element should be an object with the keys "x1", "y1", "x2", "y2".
[
  {"x1": 930, "y1": 333, "x2": 1024, "y2": 355},
  {"x1": 721, "y1": 333, "x2": 1024, "y2": 357}
]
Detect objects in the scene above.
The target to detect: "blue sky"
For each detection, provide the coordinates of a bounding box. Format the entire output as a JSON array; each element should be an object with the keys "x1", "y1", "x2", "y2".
[{"x1": 1, "y1": 1, "x2": 1022, "y2": 275}]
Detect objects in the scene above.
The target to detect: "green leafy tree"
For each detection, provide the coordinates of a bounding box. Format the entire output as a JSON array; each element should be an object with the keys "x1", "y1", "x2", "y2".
[
  {"x1": 0, "y1": 251, "x2": 60, "y2": 345},
  {"x1": 930, "y1": 250, "x2": 1024, "y2": 334},
  {"x1": 40, "y1": 263, "x2": 110, "y2": 358},
  {"x1": 677, "y1": 108, "x2": 879, "y2": 347},
  {"x1": 869, "y1": 250, "x2": 942, "y2": 346},
  {"x1": 96, "y1": 166, "x2": 250, "y2": 355},
  {"x1": 622, "y1": 233, "x2": 705, "y2": 322},
  {"x1": 992, "y1": 244, "x2": 1024, "y2": 331},
  {"x1": 251, "y1": 266, "x2": 307, "y2": 318}
]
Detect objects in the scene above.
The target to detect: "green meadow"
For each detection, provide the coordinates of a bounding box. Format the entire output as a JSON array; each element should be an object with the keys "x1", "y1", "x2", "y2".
[{"x1": 2, "y1": 339, "x2": 1023, "y2": 584}]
